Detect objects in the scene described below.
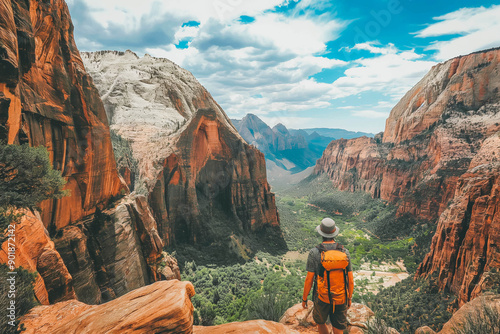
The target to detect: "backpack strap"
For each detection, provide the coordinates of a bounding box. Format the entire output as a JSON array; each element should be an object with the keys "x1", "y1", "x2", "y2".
[{"x1": 343, "y1": 268, "x2": 349, "y2": 305}]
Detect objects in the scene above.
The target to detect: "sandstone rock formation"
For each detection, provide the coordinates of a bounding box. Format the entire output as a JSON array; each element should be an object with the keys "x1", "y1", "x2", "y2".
[
  {"x1": 21, "y1": 280, "x2": 195, "y2": 334},
  {"x1": 279, "y1": 301, "x2": 377, "y2": 333},
  {"x1": 416, "y1": 326, "x2": 436, "y2": 334},
  {"x1": 51, "y1": 193, "x2": 168, "y2": 304},
  {"x1": 0, "y1": 0, "x2": 124, "y2": 230},
  {"x1": 314, "y1": 48, "x2": 500, "y2": 303},
  {"x1": 0, "y1": 209, "x2": 75, "y2": 304},
  {"x1": 82, "y1": 52, "x2": 280, "y2": 247},
  {"x1": 437, "y1": 294, "x2": 500, "y2": 333},
  {"x1": 0, "y1": 0, "x2": 170, "y2": 304}
]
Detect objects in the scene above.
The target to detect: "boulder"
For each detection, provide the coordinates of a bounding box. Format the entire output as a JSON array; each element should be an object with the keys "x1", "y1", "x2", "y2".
[
  {"x1": 279, "y1": 301, "x2": 315, "y2": 329},
  {"x1": 438, "y1": 294, "x2": 500, "y2": 334},
  {"x1": 347, "y1": 303, "x2": 375, "y2": 329},
  {"x1": 21, "y1": 280, "x2": 195, "y2": 334},
  {"x1": 415, "y1": 326, "x2": 436, "y2": 333}
]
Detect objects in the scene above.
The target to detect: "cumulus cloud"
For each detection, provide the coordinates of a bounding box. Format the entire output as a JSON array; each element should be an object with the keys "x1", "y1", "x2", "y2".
[
  {"x1": 332, "y1": 42, "x2": 436, "y2": 100},
  {"x1": 415, "y1": 5, "x2": 500, "y2": 60}
]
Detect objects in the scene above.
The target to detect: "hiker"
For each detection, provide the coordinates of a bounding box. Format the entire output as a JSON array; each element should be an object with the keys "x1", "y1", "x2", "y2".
[{"x1": 302, "y1": 218, "x2": 354, "y2": 334}]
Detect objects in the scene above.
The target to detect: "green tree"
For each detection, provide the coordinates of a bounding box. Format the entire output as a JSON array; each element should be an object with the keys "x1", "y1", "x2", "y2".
[{"x1": 0, "y1": 143, "x2": 67, "y2": 233}]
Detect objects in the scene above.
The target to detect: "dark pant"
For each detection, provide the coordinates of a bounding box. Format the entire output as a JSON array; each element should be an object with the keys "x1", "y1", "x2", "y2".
[{"x1": 312, "y1": 297, "x2": 348, "y2": 330}]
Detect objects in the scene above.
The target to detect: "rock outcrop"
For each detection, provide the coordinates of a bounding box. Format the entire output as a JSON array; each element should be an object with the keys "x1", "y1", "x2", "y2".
[
  {"x1": 437, "y1": 294, "x2": 500, "y2": 333},
  {"x1": 21, "y1": 280, "x2": 195, "y2": 334},
  {"x1": 0, "y1": 0, "x2": 124, "y2": 230},
  {"x1": 194, "y1": 320, "x2": 299, "y2": 334},
  {"x1": 314, "y1": 48, "x2": 500, "y2": 303},
  {"x1": 51, "y1": 193, "x2": 167, "y2": 304},
  {"x1": 279, "y1": 301, "x2": 377, "y2": 333},
  {"x1": 0, "y1": 209, "x2": 75, "y2": 304},
  {"x1": 0, "y1": 0, "x2": 167, "y2": 304},
  {"x1": 82, "y1": 52, "x2": 280, "y2": 247}
]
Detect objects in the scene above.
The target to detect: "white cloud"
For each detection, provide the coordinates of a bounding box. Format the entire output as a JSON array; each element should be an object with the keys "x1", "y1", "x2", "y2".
[
  {"x1": 416, "y1": 5, "x2": 500, "y2": 60},
  {"x1": 332, "y1": 44, "x2": 436, "y2": 99},
  {"x1": 342, "y1": 42, "x2": 398, "y2": 55}
]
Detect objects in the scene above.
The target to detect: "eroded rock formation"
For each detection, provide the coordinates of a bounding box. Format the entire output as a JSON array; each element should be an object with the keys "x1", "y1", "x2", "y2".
[
  {"x1": 82, "y1": 51, "x2": 280, "y2": 247},
  {"x1": 0, "y1": 0, "x2": 125, "y2": 230},
  {"x1": 0, "y1": 0, "x2": 166, "y2": 304},
  {"x1": 21, "y1": 280, "x2": 196, "y2": 334},
  {"x1": 0, "y1": 209, "x2": 75, "y2": 304},
  {"x1": 314, "y1": 48, "x2": 500, "y2": 304}
]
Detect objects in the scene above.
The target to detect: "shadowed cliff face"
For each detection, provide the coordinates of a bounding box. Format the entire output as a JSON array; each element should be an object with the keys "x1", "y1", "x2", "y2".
[
  {"x1": 314, "y1": 48, "x2": 500, "y2": 305},
  {"x1": 82, "y1": 52, "x2": 280, "y2": 248}
]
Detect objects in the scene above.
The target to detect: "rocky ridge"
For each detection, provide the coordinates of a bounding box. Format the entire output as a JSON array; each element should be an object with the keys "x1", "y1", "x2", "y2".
[
  {"x1": 314, "y1": 48, "x2": 500, "y2": 305},
  {"x1": 81, "y1": 51, "x2": 280, "y2": 247}
]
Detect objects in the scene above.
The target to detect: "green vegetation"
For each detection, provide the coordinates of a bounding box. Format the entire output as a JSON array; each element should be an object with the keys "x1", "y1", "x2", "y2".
[
  {"x1": 0, "y1": 143, "x2": 67, "y2": 208},
  {"x1": 452, "y1": 301, "x2": 500, "y2": 334},
  {"x1": 0, "y1": 143, "x2": 67, "y2": 237},
  {"x1": 183, "y1": 254, "x2": 304, "y2": 325},
  {"x1": 180, "y1": 173, "x2": 453, "y2": 332},
  {"x1": 0, "y1": 265, "x2": 38, "y2": 333},
  {"x1": 277, "y1": 174, "x2": 434, "y2": 274},
  {"x1": 366, "y1": 276, "x2": 455, "y2": 333}
]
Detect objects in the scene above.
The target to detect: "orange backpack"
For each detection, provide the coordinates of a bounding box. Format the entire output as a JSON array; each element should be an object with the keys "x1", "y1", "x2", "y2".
[{"x1": 315, "y1": 243, "x2": 350, "y2": 305}]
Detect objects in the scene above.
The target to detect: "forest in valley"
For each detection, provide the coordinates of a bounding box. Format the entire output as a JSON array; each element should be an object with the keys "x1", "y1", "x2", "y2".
[{"x1": 175, "y1": 174, "x2": 463, "y2": 333}]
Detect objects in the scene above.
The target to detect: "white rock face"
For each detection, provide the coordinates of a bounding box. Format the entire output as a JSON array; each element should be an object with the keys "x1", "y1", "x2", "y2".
[{"x1": 81, "y1": 50, "x2": 240, "y2": 187}]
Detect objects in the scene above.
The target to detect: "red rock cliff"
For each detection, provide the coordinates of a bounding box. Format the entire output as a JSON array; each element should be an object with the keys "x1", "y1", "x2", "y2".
[
  {"x1": 0, "y1": 0, "x2": 165, "y2": 304},
  {"x1": 82, "y1": 51, "x2": 280, "y2": 248},
  {"x1": 314, "y1": 48, "x2": 500, "y2": 304}
]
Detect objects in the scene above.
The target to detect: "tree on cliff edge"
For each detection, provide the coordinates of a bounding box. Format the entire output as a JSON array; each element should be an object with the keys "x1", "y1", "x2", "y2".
[{"x1": 0, "y1": 143, "x2": 67, "y2": 233}]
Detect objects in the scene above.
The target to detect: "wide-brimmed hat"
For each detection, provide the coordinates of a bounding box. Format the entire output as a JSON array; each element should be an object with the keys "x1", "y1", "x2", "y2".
[{"x1": 316, "y1": 218, "x2": 339, "y2": 238}]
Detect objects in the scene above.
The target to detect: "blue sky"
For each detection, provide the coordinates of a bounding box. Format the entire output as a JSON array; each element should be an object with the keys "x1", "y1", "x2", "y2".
[{"x1": 67, "y1": 0, "x2": 500, "y2": 133}]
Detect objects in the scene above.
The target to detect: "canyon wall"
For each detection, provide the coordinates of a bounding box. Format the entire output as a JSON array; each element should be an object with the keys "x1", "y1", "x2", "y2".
[
  {"x1": 0, "y1": 0, "x2": 168, "y2": 304},
  {"x1": 82, "y1": 51, "x2": 280, "y2": 247},
  {"x1": 314, "y1": 48, "x2": 500, "y2": 304}
]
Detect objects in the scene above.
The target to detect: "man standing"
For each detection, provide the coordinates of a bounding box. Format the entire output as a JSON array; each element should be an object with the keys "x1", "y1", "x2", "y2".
[{"x1": 302, "y1": 218, "x2": 354, "y2": 334}]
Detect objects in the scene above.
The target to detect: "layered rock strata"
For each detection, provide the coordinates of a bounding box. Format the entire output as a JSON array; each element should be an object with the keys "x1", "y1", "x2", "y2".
[
  {"x1": 0, "y1": 209, "x2": 75, "y2": 304},
  {"x1": 21, "y1": 280, "x2": 195, "y2": 334},
  {"x1": 82, "y1": 51, "x2": 280, "y2": 246}
]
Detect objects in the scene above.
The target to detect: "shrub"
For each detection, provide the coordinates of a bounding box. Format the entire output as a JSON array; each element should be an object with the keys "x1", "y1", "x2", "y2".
[
  {"x1": 246, "y1": 289, "x2": 291, "y2": 322},
  {"x1": 452, "y1": 301, "x2": 500, "y2": 334},
  {"x1": 0, "y1": 143, "x2": 67, "y2": 209}
]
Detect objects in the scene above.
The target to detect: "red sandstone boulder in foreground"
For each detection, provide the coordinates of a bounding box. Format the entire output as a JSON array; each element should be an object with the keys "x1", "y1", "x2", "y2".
[{"x1": 21, "y1": 280, "x2": 195, "y2": 334}]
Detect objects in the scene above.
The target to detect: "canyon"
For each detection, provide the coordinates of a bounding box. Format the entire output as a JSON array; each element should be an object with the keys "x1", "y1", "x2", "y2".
[{"x1": 314, "y1": 48, "x2": 500, "y2": 305}]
